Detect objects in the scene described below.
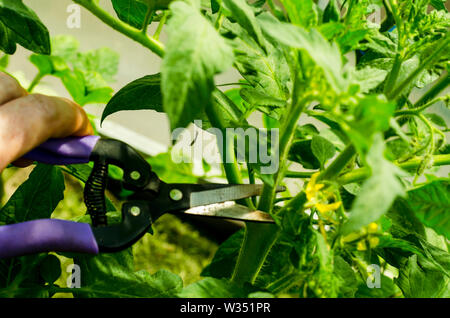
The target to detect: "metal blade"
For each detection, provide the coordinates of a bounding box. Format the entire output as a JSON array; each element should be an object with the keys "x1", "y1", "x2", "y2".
[
  {"x1": 182, "y1": 201, "x2": 274, "y2": 223},
  {"x1": 189, "y1": 184, "x2": 285, "y2": 207}
]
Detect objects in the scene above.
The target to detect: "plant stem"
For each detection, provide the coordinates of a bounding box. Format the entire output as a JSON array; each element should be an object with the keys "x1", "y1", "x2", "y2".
[
  {"x1": 383, "y1": 53, "x2": 402, "y2": 97},
  {"x1": 395, "y1": 95, "x2": 447, "y2": 116},
  {"x1": 73, "y1": 0, "x2": 165, "y2": 57},
  {"x1": 336, "y1": 154, "x2": 450, "y2": 184},
  {"x1": 387, "y1": 33, "x2": 450, "y2": 100},
  {"x1": 318, "y1": 144, "x2": 356, "y2": 181},
  {"x1": 141, "y1": 5, "x2": 155, "y2": 34},
  {"x1": 284, "y1": 171, "x2": 315, "y2": 178},
  {"x1": 27, "y1": 72, "x2": 44, "y2": 92},
  {"x1": 204, "y1": 102, "x2": 243, "y2": 186},
  {"x1": 231, "y1": 73, "x2": 309, "y2": 285},
  {"x1": 153, "y1": 10, "x2": 169, "y2": 40}
]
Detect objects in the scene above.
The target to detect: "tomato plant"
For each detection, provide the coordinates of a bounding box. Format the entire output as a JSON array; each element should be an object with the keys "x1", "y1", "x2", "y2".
[{"x1": 0, "y1": 0, "x2": 449, "y2": 298}]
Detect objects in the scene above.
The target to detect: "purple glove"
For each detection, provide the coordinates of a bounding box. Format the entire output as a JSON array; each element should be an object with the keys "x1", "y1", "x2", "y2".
[{"x1": 23, "y1": 135, "x2": 100, "y2": 165}]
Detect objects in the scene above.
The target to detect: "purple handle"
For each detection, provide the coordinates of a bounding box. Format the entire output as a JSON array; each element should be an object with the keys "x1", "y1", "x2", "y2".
[
  {"x1": 0, "y1": 219, "x2": 99, "y2": 258},
  {"x1": 23, "y1": 135, "x2": 100, "y2": 165}
]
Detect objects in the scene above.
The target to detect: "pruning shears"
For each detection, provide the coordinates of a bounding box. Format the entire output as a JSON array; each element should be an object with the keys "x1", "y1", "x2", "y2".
[{"x1": 0, "y1": 136, "x2": 282, "y2": 259}]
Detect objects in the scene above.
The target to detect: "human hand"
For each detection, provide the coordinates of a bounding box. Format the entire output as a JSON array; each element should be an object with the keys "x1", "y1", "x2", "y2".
[{"x1": 0, "y1": 72, "x2": 93, "y2": 172}]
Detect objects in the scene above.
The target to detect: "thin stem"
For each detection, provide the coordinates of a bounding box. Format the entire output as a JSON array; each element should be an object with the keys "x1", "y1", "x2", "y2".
[
  {"x1": 214, "y1": 6, "x2": 224, "y2": 30},
  {"x1": 231, "y1": 71, "x2": 309, "y2": 285},
  {"x1": 284, "y1": 170, "x2": 315, "y2": 178},
  {"x1": 336, "y1": 154, "x2": 450, "y2": 185},
  {"x1": 318, "y1": 144, "x2": 356, "y2": 182},
  {"x1": 387, "y1": 33, "x2": 450, "y2": 100},
  {"x1": 153, "y1": 10, "x2": 169, "y2": 40},
  {"x1": 141, "y1": 6, "x2": 155, "y2": 34},
  {"x1": 383, "y1": 53, "x2": 402, "y2": 97},
  {"x1": 27, "y1": 72, "x2": 44, "y2": 92},
  {"x1": 73, "y1": 0, "x2": 165, "y2": 57},
  {"x1": 395, "y1": 95, "x2": 448, "y2": 116}
]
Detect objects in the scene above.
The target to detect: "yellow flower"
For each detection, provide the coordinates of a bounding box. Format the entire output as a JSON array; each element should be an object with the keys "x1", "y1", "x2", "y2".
[
  {"x1": 367, "y1": 222, "x2": 378, "y2": 234},
  {"x1": 369, "y1": 237, "x2": 380, "y2": 248},
  {"x1": 305, "y1": 173, "x2": 324, "y2": 202},
  {"x1": 305, "y1": 173, "x2": 342, "y2": 218},
  {"x1": 316, "y1": 201, "x2": 342, "y2": 214},
  {"x1": 357, "y1": 240, "x2": 367, "y2": 251}
]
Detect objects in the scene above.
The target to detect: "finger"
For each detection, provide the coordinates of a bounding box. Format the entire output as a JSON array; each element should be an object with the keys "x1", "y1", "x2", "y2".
[
  {"x1": 0, "y1": 72, "x2": 27, "y2": 105},
  {"x1": 0, "y1": 94, "x2": 93, "y2": 171}
]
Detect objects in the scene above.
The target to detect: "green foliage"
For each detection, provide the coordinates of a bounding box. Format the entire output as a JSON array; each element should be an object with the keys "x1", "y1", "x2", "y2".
[
  {"x1": 29, "y1": 35, "x2": 119, "y2": 105},
  {"x1": 0, "y1": 0, "x2": 50, "y2": 54},
  {"x1": 406, "y1": 179, "x2": 450, "y2": 239},
  {"x1": 1, "y1": 0, "x2": 449, "y2": 299},
  {"x1": 102, "y1": 74, "x2": 163, "y2": 123},
  {"x1": 161, "y1": 0, "x2": 233, "y2": 129}
]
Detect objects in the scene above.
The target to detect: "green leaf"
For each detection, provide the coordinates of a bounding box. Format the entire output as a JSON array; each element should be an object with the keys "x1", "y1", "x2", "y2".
[
  {"x1": 406, "y1": 180, "x2": 450, "y2": 240},
  {"x1": 211, "y1": 0, "x2": 220, "y2": 14},
  {"x1": 162, "y1": 0, "x2": 234, "y2": 129},
  {"x1": 223, "y1": 17, "x2": 290, "y2": 102},
  {"x1": 111, "y1": 0, "x2": 149, "y2": 29},
  {"x1": 430, "y1": 0, "x2": 447, "y2": 11},
  {"x1": 102, "y1": 74, "x2": 163, "y2": 123},
  {"x1": 73, "y1": 47, "x2": 120, "y2": 83},
  {"x1": 288, "y1": 139, "x2": 321, "y2": 169},
  {"x1": 178, "y1": 277, "x2": 245, "y2": 297},
  {"x1": 0, "y1": 0, "x2": 50, "y2": 54},
  {"x1": 222, "y1": 0, "x2": 266, "y2": 50},
  {"x1": 0, "y1": 164, "x2": 65, "y2": 224},
  {"x1": 39, "y1": 254, "x2": 61, "y2": 285},
  {"x1": 425, "y1": 113, "x2": 447, "y2": 128},
  {"x1": 240, "y1": 87, "x2": 286, "y2": 108},
  {"x1": 396, "y1": 254, "x2": 449, "y2": 298},
  {"x1": 279, "y1": 0, "x2": 318, "y2": 28},
  {"x1": 0, "y1": 20, "x2": 16, "y2": 54},
  {"x1": 201, "y1": 229, "x2": 242, "y2": 279},
  {"x1": 322, "y1": 0, "x2": 340, "y2": 23},
  {"x1": 147, "y1": 151, "x2": 202, "y2": 183},
  {"x1": 387, "y1": 198, "x2": 426, "y2": 239},
  {"x1": 333, "y1": 256, "x2": 358, "y2": 298},
  {"x1": 74, "y1": 249, "x2": 182, "y2": 297},
  {"x1": 311, "y1": 134, "x2": 336, "y2": 167},
  {"x1": 344, "y1": 95, "x2": 396, "y2": 155},
  {"x1": 257, "y1": 12, "x2": 346, "y2": 93},
  {"x1": 352, "y1": 66, "x2": 388, "y2": 93},
  {"x1": 342, "y1": 135, "x2": 406, "y2": 235}
]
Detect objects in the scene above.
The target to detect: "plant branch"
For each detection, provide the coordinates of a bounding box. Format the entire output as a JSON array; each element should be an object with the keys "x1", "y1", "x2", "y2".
[
  {"x1": 73, "y1": 0, "x2": 165, "y2": 57},
  {"x1": 141, "y1": 5, "x2": 155, "y2": 34},
  {"x1": 395, "y1": 95, "x2": 448, "y2": 116},
  {"x1": 318, "y1": 143, "x2": 356, "y2": 181},
  {"x1": 336, "y1": 154, "x2": 450, "y2": 185},
  {"x1": 27, "y1": 72, "x2": 44, "y2": 92},
  {"x1": 153, "y1": 10, "x2": 169, "y2": 40},
  {"x1": 387, "y1": 33, "x2": 450, "y2": 100}
]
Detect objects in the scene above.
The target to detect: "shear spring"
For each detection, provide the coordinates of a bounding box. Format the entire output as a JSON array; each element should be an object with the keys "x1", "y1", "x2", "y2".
[{"x1": 85, "y1": 161, "x2": 108, "y2": 227}]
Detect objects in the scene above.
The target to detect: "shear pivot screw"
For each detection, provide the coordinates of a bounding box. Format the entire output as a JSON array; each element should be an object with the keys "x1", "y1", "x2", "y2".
[
  {"x1": 169, "y1": 189, "x2": 183, "y2": 201},
  {"x1": 130, "y1": 171, "x2": 141, "y2": 180},
  {"x1": 130, "y1": 206, "x2": 141, "y2": 216}
]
